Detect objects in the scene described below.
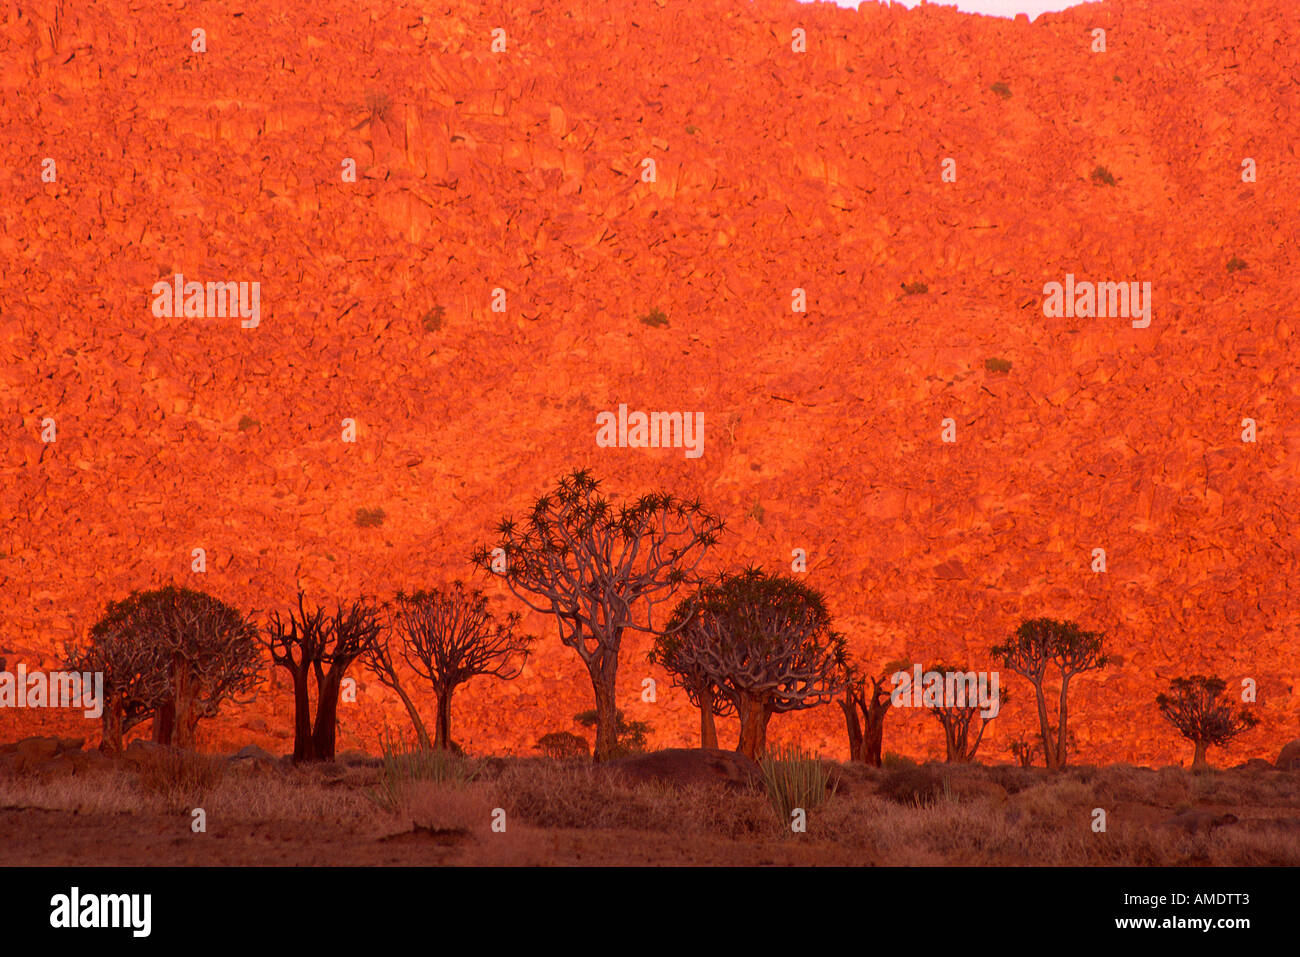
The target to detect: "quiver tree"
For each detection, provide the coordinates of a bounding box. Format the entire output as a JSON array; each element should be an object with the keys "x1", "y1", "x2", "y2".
[
  {"x1": 471, "y1": 469, "x2": 723, "y2": 761},
  {"x1": 992, "y1": 617, "x2": 1108, "y2": 770},
  {"x1": 66, "y1": 621, "x2": 169, "y2": 756},
  {"x1": 265, "y1": 593, "x2": 382, "y2": 763},
  {"x1": 654, "y1": 567, "x2": 847, "y2": 759},
  {"x1": 67, "y1": 586, "x2": 260, "y2": 753},
  {"x1": 1156, "y1": 675, "x2": 1258, "y2": 768},
  {"x1": 649, "y1": 610, "x2": 736, "y2": 750},
  {"x1": 838, "y1": 657, "x2": 909, "y2": 766},
  {"x1": 366, "y1": 582, "x2": 536, "y2": 752},
  {"x1": 920, "y1": 663, "x2": 1006, "y2": 763}
]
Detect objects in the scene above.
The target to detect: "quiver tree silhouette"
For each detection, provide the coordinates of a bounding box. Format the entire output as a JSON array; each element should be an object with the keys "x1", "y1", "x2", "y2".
[
  {"x1": 365, "y1": 582, "x2": 536, "y2": 752},
  {"x1": 265, "y1": 593, "x2": 382, "y2": 763},
  {"x1": 837, "y1": 658, "x2": 909, "y2": 766},
  {"x1": 68, "y1": 586, "x2": 260, "y2": 753},
  {"x1": 649, "y1": 607, "x2": 737, "y2": 750},
  {"x1": 992, "y1": 617, "x2": 1108, "y2": 769},
  {"x1": 919, "y1": 663, "x2": 1006, "y2": 763},
  {"x1": 1156, "y1": 675, "x2": 1258, "y2": 768},
  {"x1": 471, "y1": 469, "x2": 723, "y2": 762},
  {"x1": 653, "y1": 567, "x2": 847, "y2": 760}
]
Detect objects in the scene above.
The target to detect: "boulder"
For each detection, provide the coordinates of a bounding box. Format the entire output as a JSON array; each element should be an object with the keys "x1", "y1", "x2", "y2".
[
  {"x1": 1275, "y1": 739, "x2": 1300, "y2": 770},
  {"x1": 120, "y1": 740, "x2": 168, "y2": 766},
  {"x1": 67, "y1": 749, "x2": 114, "y2": 774},
  {"x1": 13, "y1": 736, "x2": 61, "y2": 773},
  {"x1": 1233, "y1": 758, "x2": 1275, "y2": 772},
  {"x1": 230, "y1": 744, "x2": 276, "y2": 763},
  {"x1": 598, "y1": 748, "x2": 762, "y2": 791},
  {"x1": 229, "y1": 744, "x2": 280, "y2": 772}
]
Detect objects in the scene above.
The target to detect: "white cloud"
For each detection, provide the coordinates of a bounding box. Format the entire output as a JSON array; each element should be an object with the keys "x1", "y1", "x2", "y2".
[{"x1": 814, "y1": 0, "x2": 1082, "y2": 19}]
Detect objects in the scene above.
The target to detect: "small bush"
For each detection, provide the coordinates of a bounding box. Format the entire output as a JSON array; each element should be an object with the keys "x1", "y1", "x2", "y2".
[
  {"x1": 421, "y1": 305, "x2": 446, "y2": 332},
  {"x1": 1226, "y1": 256, "x2": 1248, "y2": 273},
  {"x1": 1008, "y1": 734, "x2": 1038, "y2": 768},
  {"x1": 355, "y1": 507, "x2": 386, "y2": 528},
  {"x1": 237, "y1": 415, "x2": 259, "y2": 431},
  {"x1": 1091, "y1": 165, "x2": 1116, "y2": 186},
  {"x1": 136, "y1": 748, "x2": 225, "y2": 815},
  {"x1": 760, "y1": 744, "x2": 837, "y2": 825},
  {"x1": 991, "y1": 81, "x2": 1012, "y2": 99},
  {"x1": 901, "y1": 281, "x2": 929, "y2": 296},
  {"x1": 639, "y1": 308, "x2": 669, "y2": 329},
  {"x1": 365, "y1": 730, "x2": 482, "y2": 814},
  {"x1": 879, "y1": 766, "x2": 947, "y2": 808},
  {"x1": 685, "y1": 124, "x2": 699, "y2": 136},
  {"x1": 984, "y1": 357, "x2": 1012, "y2": 375},
  {"x1": 883, "y1": 752, "x2": 916, "y2": 770},
  {"x1": 536, "y1": 731, "x2": 590, "y2": 760},
  {"x1": 574, "y1": 709, "x2": 650, "y2": 756}
]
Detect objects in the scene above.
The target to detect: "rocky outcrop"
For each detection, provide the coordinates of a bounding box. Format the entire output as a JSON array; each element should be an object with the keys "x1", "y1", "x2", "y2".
[{"x1": 1, "y1": 0, "x2": 1297, "y2": 766}]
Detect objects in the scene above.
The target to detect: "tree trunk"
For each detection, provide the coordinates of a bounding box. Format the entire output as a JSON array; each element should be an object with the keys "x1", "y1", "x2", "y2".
[
  {"x1": 151, "y1": 701, "x2": 175, "y2": 746},
  {"x1": 1192, "y1": 740, "x2": 1208, "y2": 768},
  {"x1": 1032, "y1": 680, "x2": 1058, "y2": 770},
  {"x1": 434, "y1": 687, "x2": 454, "y2": 751},
  {"x1": 589, "y1": 658, "x2": 620, "y2": 762},
  {"x1": 699, "y1": 687, "x2": 718, "y2": 750},
  {"x1": 311, "y1": 667, "x2": 343, "y2": 761},
  {"x1": 840, "y1": 698, "x2": 863, "y2": 762},
  {"x1": 170, "y1": 662, "x2": 202, "y2": 751},
  {"x1": 100, "y1": 705, "x2": 125, "y2": 756},
  {"x1": 862, "y1": 689, "x2": 889, "y2": 767},
  {"x1": 289, "y1": 664, "x2": 314, "y2": 762},
  {"x1": 1056, "y1": 674, "x2": 1072, "y2": 768},
  {"x1": 736, "y1": 695, "x2": 770, "y2": 760},
  {"x1": 393, "y1": 681, "x2": 432, "y2": 750}
]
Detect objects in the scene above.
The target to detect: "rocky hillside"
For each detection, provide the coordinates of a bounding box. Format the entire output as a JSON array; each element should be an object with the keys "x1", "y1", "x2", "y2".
[{"x1": 2, "y1": 0, "x2": 1297, "y2": 764}]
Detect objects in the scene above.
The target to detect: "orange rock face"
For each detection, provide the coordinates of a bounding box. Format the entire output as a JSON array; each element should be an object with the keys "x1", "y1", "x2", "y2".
[{"x1": 2, "y1": 0, "x2": 1297, "y2": 766}]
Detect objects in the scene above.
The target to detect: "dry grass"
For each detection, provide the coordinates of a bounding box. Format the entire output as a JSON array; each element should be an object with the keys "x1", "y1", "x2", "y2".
[
  {"x1": 2, "y1": 755, "x2": 1298, "y2": 864},
  {"x1": 135, "y1": 748, "x2": 226, "y2": 815}
]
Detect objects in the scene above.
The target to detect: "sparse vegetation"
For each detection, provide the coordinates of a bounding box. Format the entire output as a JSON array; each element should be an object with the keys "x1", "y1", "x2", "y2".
[
  {"x1": 760, "y1": 743, "x2": 837, "y2": 825},
  {"x1": 993, "y1": 618, "x2": 1109, "y2": 770},
  {"x1": 574, "y1": 709, "x2": 650, "y2": 757},
  {"x1": 66, "y1": 586, "x2": 260, "y2": 754},
  {"x1": 535, "y1": 731, "x2": 590, "y2": 760},
  {"x1": 365, "y1": 583, "x2": 535, "y2": 751},
  {"x1": 264, "y1": 593, "x2": 383, "y2": 763},
  {"x1": 470, "y1": 469, "x2": 722, "y2": 761},
  {"x1": 135, "y1": 747, "x2": 226, "y2": 815},
  {"x1": 422, "y1": 305, "x2": 446, "y2": 331},
  {"x1": 355, "y1": 507, "x2": 386, "y2": 527},
  {"x1": 1157, "y1": 675, "x2": 1258, "y2": 768},
  {"x1": 652, "y1": 567, "x2": 846, "y2": 759},
  {"x1": 1091, "y1": 165, "x2": 1116, "y2": 186},
  {"x1": 365, "y1": 729, "x2": 483, "y2": 814},
  {"x1": 879, "y1": 765, "x2": 947, "y2": 808}
]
